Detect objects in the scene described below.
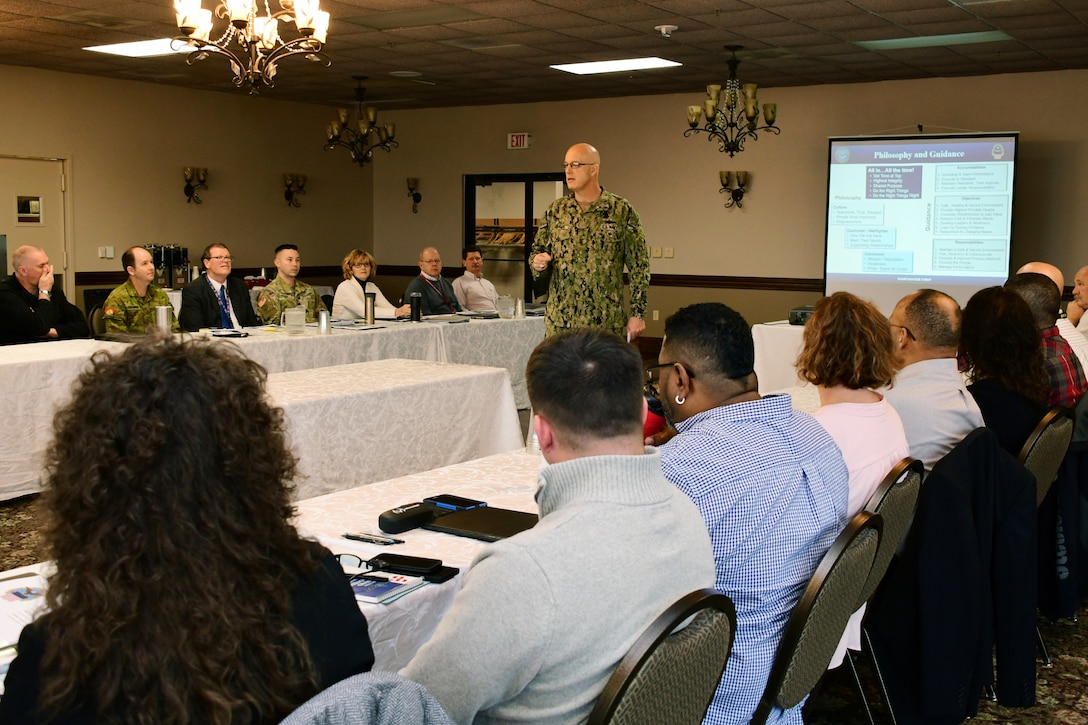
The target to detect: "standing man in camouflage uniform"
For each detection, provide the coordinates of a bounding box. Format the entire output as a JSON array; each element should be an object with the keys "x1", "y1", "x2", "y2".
[
  {"x1": 103, "y1": 246, "x2": 179, "y2": 334},
  {"x1": 256, "y1": 243, "x2": 327, "y2": 324},
  {"x1": 531, "y1": 143, "x2": 650, "y2": 340}
]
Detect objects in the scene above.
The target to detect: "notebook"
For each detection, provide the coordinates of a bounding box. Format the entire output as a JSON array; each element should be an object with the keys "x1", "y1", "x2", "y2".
[{"x1": 422, "y1": 506, "x2": 538, "y2": 542}]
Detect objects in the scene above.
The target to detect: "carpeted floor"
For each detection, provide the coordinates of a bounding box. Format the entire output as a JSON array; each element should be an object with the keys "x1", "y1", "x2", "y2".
[{"x1": 3, "y1": 493, "x2": 1086, "y2": 722}]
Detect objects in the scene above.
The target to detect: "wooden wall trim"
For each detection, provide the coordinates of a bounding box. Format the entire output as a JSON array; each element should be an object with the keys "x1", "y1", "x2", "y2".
[{"x1": 76, "y1": 266, "x2": 346, "y2": 287}]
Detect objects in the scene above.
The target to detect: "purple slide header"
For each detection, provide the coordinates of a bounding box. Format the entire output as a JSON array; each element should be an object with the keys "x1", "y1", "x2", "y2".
[{"x1": 832, "y1": 141, "x2": 1013, "y2": 165}]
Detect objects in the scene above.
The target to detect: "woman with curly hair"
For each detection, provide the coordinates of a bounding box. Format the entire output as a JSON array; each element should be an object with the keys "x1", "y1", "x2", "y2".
[
  {"x1": 0, "y1": 336, "x2": 374, "y2": 724},
  {"x1": 795, "y1": 291, "x2": 909, "y2": 670},
  {"x1": 331, "y1": 248, "x2": 410, "y2": 319},
  {"x1": 960, "y1": 286, "x2": 1049, "y2": 455}
]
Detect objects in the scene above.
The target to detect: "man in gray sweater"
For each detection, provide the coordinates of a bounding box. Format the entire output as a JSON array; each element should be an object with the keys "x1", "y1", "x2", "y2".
[{"x1": 402, "y1": 329, "x2": 716, "y2": 724}]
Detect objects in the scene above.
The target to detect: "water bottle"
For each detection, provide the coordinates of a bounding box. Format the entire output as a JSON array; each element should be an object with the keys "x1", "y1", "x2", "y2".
[{"x1": 409, "y1": 292, "x2": 423, "y2": 321}]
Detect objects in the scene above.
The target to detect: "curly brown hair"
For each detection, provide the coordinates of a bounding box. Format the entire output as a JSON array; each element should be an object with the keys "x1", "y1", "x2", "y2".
[
  {"x1": 341, "y1": 249, "x2": 377, "y2": 280},
  {"x1": 796, "y1": 291, "x2": 898, "y2": 390},
  {"x1": 960, "y1": 286, "x2": 1049, "y2": 405},
  {"x1": 37, "y1": 335, "x2": 322, "y2": 724}
]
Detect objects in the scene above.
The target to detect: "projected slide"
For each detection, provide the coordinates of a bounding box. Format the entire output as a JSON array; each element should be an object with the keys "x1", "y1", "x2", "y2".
[{"x1": 824, "y1": 133, "x2": 1017, "y2": 314}]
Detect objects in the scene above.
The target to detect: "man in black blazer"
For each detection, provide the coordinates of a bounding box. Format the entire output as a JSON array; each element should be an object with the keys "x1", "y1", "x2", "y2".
[{"x1": 180, "y1": 243, "x2": 259, "y2": 331}]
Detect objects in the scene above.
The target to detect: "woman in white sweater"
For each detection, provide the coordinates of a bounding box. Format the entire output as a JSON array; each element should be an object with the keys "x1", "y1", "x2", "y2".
[{"x1": 331, "y1": 249, "x2": 409, "y2": 319}]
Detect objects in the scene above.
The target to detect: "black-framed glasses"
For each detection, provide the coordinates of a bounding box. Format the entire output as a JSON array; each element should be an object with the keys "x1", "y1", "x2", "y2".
[
  {"x1": 889, "y1": 323, "x2": 915, "y2": 341},
  {"x1": 561, "y1": 161, "x2": 597, "y2": 170},
  {"x1": 644, "y1": 362, "x2": 694, "y2": 400}
]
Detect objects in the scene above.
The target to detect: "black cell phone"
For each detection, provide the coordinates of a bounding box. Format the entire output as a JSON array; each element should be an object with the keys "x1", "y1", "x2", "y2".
[
  {"x1": 368, "y1": 553, "x2": 442, "y2": 575},
  {"x1": 423, "y1": 494, "x2": 487, "y2": 511}
]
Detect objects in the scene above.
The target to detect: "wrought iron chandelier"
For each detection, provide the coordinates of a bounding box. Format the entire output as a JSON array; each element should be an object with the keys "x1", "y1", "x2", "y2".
[
  {"x1": 173, "y1": 0, "x2": 330, "y2": 94},
  {"x1": 324, "y1": 77, "x2": 398, "y2": 167},
  {"x1": 684, "y1": 46, "x2": 779, "y2": 157}
]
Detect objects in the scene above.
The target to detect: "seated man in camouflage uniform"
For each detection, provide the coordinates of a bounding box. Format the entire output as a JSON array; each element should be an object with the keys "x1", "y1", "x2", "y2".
[
  {"x1": 256, "y1": 243, "x2": 327, "y2": 324},
  {"x1": 103, "y1": 246, "x2": 179, "y2": 334}
]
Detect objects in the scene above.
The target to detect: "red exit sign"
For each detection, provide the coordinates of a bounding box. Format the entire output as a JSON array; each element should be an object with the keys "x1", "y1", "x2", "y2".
[{"x1": 507, "y1": 133, "x2": 532, "y2": 150}]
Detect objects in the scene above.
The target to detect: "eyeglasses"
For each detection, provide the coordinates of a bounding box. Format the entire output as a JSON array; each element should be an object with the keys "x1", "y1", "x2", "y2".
[
  {"x1": 421, "y1": 259, "x2": 442, "y2": 265},
  {"x1": 207, "y1": 255, "x2": 233, "y2": 262},
  {"x1": 351, "y1": 262, "x2": 371, "y2": 269},
  {"x1": 889, "y1": 323, "x2": 916, "y2": 341},
  {"x1": 644, "y1": 362, "x2": 694, "y2": 400},
  {"x1": 561, "y1": 161, "x2": 597, "y2": 170}
]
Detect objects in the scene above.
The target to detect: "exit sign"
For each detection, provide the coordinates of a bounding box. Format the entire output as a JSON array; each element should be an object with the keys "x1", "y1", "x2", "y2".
[{"x1": 507, "y1": 133, "x2": 532, "y2": 150}]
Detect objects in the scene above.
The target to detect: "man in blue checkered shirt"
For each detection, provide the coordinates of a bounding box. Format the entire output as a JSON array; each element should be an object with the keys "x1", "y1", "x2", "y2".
[{"x1": 652, "y1": 303, "x2": 850, "y2": 725}]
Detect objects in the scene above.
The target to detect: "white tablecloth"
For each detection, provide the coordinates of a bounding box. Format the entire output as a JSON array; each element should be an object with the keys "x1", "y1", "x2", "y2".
[
  {"x1": 267, "y1": 359, "x2": 523, "y2": 499},
  {"x1": 752, "y1": 321, "x2": 805, "y2": 394},
  {"x1": 0, "y1": 318, "x2": 544, "y2": 501},
  {"x1": 295, "y1": 449, "x2": 544, "y2": 669}
]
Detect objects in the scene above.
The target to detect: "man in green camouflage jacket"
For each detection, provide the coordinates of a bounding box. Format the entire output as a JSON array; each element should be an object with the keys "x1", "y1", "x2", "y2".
[
  {"x1": 256, "y1": 244, "x2": 327, "y2": 324},
  {"x1": 103, "y1": 246, "x2": 179, "y2": 334},
  {"x1": 531, "y1": 143, "x2": 650, "y2": 340}
]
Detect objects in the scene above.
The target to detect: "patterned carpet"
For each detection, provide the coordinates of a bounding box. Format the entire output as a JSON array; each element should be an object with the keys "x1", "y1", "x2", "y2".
[{"x1": 3, "y1": 494, "x2": 1086, "y2": 722}]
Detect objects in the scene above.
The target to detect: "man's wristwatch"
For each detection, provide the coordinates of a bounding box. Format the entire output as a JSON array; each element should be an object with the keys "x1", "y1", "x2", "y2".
[{"x1": 38, "y1": 290, "x2": 51, "y2": 298}]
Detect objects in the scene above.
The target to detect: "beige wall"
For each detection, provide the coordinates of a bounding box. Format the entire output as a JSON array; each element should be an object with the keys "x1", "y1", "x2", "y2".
[
  {"x1": 0, "y1": 64, "x2": 379, "y2": 277},
  {"x1": 4, "y1": 63, "x2": 1088, "y2": 326}
]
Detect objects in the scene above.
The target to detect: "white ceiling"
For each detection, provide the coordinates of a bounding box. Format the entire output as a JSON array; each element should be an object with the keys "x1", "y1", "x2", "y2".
[{"x1": 2, "y1": 0, "x2": 1087, "y2": 109}]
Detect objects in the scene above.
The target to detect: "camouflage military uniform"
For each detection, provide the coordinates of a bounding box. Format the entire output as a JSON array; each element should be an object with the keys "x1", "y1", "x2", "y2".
[
  {"x1": 256, "y1": 275, "x2": 327, "y2": 324},
  {"x1": 531, "y1": 189, "x2": 650, "y2": 337},
  {"x1": 102, "y1": 279, "x2": 179, "y2": 334}
]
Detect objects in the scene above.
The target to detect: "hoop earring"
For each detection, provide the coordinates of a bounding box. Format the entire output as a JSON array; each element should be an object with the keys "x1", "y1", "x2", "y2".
[{"x1": 674, "y1": 394, "x2": 686, "y2": 405}]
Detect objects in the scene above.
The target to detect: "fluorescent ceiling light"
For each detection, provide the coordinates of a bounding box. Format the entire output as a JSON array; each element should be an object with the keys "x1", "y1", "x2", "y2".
[
  {"x1": 551, "y1": 57, "x2": 681, "y2": 75},
  {"x1": 84, "y1": 39, "x2": 191, "y2": 57},
  {"x1": 857, "y1": 31, "x2": 1011, "y2": 51}
]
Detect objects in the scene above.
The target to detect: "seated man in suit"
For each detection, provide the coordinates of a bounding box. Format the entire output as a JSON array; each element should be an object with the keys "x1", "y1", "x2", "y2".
[
  {"x1": 402, "y1": 329, "x2": 715, "y2": 723},
  {"x1": 0, "y1": 245, "x2": 88, "y2": 344},
  {"x1": 103, "y1": 246, "x2": 179, "y2": 334},
  {"x1": 255, "y1": 243, "x2": 326, "y2": 324},
  {"x1": 402, "y1": 246, "x2": 461, "y2": 315},
  {"x1": 654, "y1": 302, "x2": 849, "y2": 725},
  {"x1": 884, "y1": 289, "x2": 983, "y2": 471},
  {"x1": 180, "y1": 243, "x2": 259, "y2": 331}
]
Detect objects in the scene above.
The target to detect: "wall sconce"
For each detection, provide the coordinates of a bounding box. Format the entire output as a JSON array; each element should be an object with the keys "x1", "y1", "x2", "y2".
[
  {"x1": 284, "y1": 174, "x2": 307, "y2": 207},
  {"x1": 719, "y1": 170, "x2": 748, "y2": 209},
  {"x1": 407, "y1": 177, "x2": 422, "y2": 213},
  {"x1": 183, "y1": 167, "x2": 208, "y2": 204}
]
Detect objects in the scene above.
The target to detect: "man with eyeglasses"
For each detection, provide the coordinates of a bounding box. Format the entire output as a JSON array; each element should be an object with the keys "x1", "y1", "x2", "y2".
[
  {"x1": 255, "y1": 243, "x2": 327, "y2": 324},
  {"x1": 884, "y1": 289, "x2": 982, "y2": 471},
  {"x1": 530, "y1": 142, "x2": 650, "y2": 339},
  {"x1": 652, "y1": 302, "x2": 848, "y2": 725},
  {"x1": 179, "y1": 243, "x2": 259, "y2": 331},
  {"x1": 402, "y1": 246, "x2": 462, "y2": 315}
]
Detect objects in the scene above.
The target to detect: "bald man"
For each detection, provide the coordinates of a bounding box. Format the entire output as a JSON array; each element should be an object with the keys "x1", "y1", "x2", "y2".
[
  {"x1": 0, "y1": 245, "x2": 89, "y2": 344},
  {"x1": 1017, "y1": 261, "x2": 1088, "y2": 380},
  {"x1": 884, "y1": 289, "x2": 983, "y2": 471},
  {"x1": 1069, "y1": 264, "x2": 1088, "y2": 330},
  {"x1": 402, "y1": 246, "x2": 461, "y2": 315},
  {"x1": 530, "y1": 142, "x2": 650, "y2": 340}
]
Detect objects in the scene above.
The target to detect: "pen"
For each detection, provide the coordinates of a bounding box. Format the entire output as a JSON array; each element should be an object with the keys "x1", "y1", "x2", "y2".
[{"x1": 343, "y1": 532, "x2": 404, "y2": 545}]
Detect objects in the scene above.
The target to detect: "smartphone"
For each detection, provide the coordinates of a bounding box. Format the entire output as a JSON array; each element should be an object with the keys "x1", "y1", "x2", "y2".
[
  {"x1": 423, "y1": 494, "x2": 486, "y2": 511},
  {"x1": 368, "y1": 553, "x2": 442, "y2": 575}
]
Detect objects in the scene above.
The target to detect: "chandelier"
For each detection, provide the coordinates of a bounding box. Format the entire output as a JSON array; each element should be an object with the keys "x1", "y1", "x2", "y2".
[
  {"x1": 684, "y1": 46, "x2": 779, "y2": 157},
  {"x1": 324, "y1": 77, "x2": 398, "y2": 167},
  {"x1": 172, "y1": 0, "x2": 330, "y2": 93}
]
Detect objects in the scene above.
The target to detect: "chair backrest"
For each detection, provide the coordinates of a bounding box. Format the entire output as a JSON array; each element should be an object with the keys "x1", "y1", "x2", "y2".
[
  {"x1": 321, "y1": 293, "x2": 334, "y2": 312},
  {"x1": 750, "y1": 511, "x2": 882, "y2": 725},
  {"x1": 856, "y1": 457, "x2": 923, "y2": 608},
  {"x1": 1066, "y1": 391, "x2": 1088, "y2": 451},
  {"x1": 587, "y1": 588, "x2": 736, "y2": 725},
  {"x1": 88, "y1": 304, "x2": 106, "y2": 336},
  {"x1": 1017, "y1": 405, "x2": 1074, "y2": 507}
]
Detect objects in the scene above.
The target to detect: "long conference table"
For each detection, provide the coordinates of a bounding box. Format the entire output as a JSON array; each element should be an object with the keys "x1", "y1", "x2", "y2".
[{"x1": 0, "y1": 317, "x2": 544, "y2": 501}]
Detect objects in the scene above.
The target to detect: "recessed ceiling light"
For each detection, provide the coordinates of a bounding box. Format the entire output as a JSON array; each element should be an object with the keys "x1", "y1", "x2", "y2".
[
  {"x1": 856, "y1": 30, "x2": 1011, "y2": 51},
  {"x1": 550, "y1": 57, "x2": 681, "y2": 75},
  {"x1": 85, "y1": 39, "x2": 192, "y2": 57}
]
